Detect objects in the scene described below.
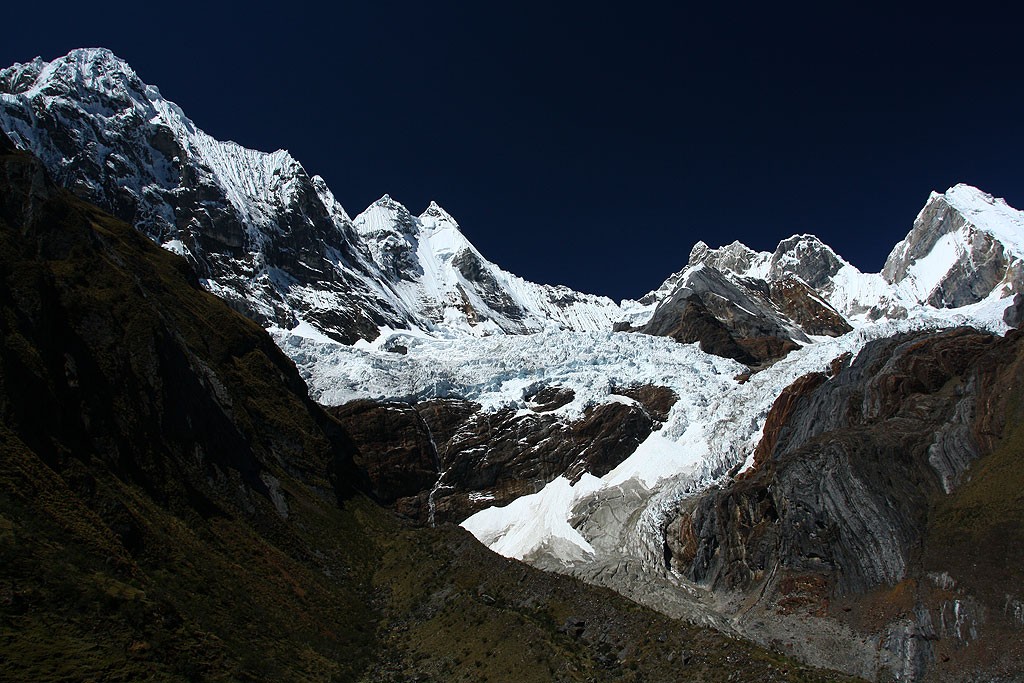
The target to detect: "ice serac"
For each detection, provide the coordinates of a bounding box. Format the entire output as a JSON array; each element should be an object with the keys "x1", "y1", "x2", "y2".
[
  {"x1": 882, "y1": 184, "x2": 1024, "y2": 309},
  {"x1": 0, "y1": 48, "x2": 621, "y2": 343}
]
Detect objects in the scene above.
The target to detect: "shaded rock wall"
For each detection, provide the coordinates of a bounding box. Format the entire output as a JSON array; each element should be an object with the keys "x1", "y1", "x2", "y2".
[
  {"x1": 668, "y1": 327, "x2": 1024, "y2": 681},
  {"x1": 331, "y1": 386, "x2": 678, "y2": 525}
]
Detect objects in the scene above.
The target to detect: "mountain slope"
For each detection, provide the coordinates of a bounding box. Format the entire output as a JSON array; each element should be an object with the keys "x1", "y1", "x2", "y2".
[
  {"x1": 668, "y1": 327, "x2": 1024, "y2": 681},
  {"x1": 0, "y1": 48, "x2": 621, "y2": 343},
  {"x1": 0, "y1": 135, "x2": 867, "y2": 682}
]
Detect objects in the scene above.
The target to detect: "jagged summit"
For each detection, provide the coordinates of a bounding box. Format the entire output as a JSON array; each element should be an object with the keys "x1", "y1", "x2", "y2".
[
  {"x1": 0, "y1": 48, "x2": 623, "y2": 342},
  {"x1": 619, "y1": 184, "x2": 1023, "y2": 363},
  {"x1": 769, "y1": 234, "x2": 846, "y2": 289},
  {"x1": 2, "y1": 48, "x2": 1023, "y2": 355},
  {"x1": 1, "y1": 48, "x2": 134, "y2": 94},
  {"x1": 420, "y1": 200, "x2": 459, "y2": 228},
  {"x1": 688, "y1": 239, "x2": 766, "y2": 277}
]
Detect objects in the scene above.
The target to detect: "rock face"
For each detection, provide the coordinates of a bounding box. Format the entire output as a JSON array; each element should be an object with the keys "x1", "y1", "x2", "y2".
[
  {"x1": 0, "y1": 132, "x2": 359, "y2": 512},
  {"x1": 882, "y1": 186, "x2": 1023, "y2": 308},
  {"x1": 0, "y1": 137, "x2": 390, "y2": 679},
  {"x1": 668, "y1": 327, "x2": 1024, "y2": 681},
  {"x1": 634, "y1": 253, "x2": 850, "y2": 364},
  {"x1": 330, "y1": 385, "x2": 677, "y2": 525},
  {"x1": 0, "y1": 48, "x2": 622, "y2": 343},
  {"x1": 326, "y1": 400, "x2": 439, "y2": 506}
]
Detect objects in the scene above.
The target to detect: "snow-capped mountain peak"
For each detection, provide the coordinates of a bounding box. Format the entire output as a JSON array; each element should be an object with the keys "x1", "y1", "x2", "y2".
[
  {"x1": 882, "y1": 184, "x2": 1024, "y2": 310},
  {"x1": 768, "y1": 233, "x2": 847, "y2": 289},
  {"x1": 934, "y1": 184, "x2": 1024, "y2": 258},
  {"x1": 1, "y1": 48, "x2": 629, "y2": 342},
  {"x1": 3, "y1": 48, "x2": 1023, "y2": 350},
  {"x1": 420, "y1": 200, "x2": 459, "y2": 226},
  {"x1": 3, "y1": 48, "x2": 136, "y2": 98},
  {"x1": 688, "y1": 239, "x2": 769, "y2": 278}
]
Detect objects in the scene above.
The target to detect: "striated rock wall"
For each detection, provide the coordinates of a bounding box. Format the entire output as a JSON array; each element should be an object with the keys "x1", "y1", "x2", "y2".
[
  {"x1": 668, "y1": 327, "x2": 1024, "y2": 681},
  {"x1": 331, "y1": 386, "x2": 677, "y2": 525}
]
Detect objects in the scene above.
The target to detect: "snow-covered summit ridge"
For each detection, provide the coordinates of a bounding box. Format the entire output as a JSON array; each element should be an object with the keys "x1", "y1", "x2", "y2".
[
  {"x1": 0, "y1": 47, "x2": 622, "y2": 341},
  {"x1": 349, "y1": 191, "x2": 622, "y2": 336},
  {"x1": 935, "y1": 184, "x2": 1024, "y2": 257},
  {"x1": 3, "y1": 49, "x2": 1021, "y2": 346}
]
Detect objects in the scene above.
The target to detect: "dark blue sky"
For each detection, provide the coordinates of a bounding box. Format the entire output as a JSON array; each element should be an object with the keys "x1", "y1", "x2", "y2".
[{"x1": 3, "y1": 2, "x2": 1023, "y2": 300}]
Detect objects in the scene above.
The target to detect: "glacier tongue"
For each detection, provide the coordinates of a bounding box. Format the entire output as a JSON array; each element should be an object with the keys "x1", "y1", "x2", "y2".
[{"x1": 469, "y1": 317, "x2": 1006, "y2": 568}]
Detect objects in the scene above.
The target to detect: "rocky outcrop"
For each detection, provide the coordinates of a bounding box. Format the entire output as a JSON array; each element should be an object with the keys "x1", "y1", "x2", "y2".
[
  {"x1": 634, "y1": 237, "x2": 853, "y2": 365},
  {"x1": 611, "y1": 384, "x2": 678, "y2": 422},
  {"x1": 638, "y1": 267, "x2": 811, "y2": 364},
  {"x1": 327, "y1": 400, "x2": 439, "y2": 505},
  {"x1": 332, "y1": 385, "x2": 676, "y2": 525},
  {"x1": 768, "y1": 277, "x2": 852, "y2": 337},
  {"x1": 668, "y1": 327, "x2": 1024, "y2": 681},
  {"x1": 768, "y1": 235, "x2": 847, "y2": 290}
]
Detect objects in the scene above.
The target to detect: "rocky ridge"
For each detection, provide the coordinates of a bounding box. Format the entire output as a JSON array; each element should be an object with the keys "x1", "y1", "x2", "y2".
[
  {"x1": 329, "y1": 384, "x2": 678, "y2": 525},
  {"x1": 619, "y1": 199, "x2": 1024, "y2": 363},
  {"x1": 0, "y1": 48, "x2": 621, "y2": 344},
  {"x1": 5, "y1": 49, "x2": 1022, "y2": 367}
]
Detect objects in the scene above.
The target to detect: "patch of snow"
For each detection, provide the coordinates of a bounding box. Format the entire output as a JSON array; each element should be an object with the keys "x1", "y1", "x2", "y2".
[{"x1": 461, "y1": 475, "x2": 605, "y2": 564}]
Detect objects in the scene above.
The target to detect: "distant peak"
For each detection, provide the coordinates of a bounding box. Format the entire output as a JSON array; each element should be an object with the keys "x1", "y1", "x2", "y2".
[
  {"x1": 942, "y1": 183, "x2": 999, "y2": 208},
  {"x1": 420, "y1": 200, "x2": 460, "y2": 229},
  {"x1": 927, "y1": 184, "x2": 1006, "y2": 216},
  {"x1": 353, "y1": 194, "x2": 416, "y2": 235},
  {"x1": 59, "y1": 47, "x2": 138, "y2": 80},
  {"x1": 937, "y1": 184, "x2": 1024, "y2": 257},
  {"x1": 371, "y1": 194, "x2": 407, "y2": 211},
  {"x1": 688, "y1": 241, "x2": 711, "y2": 265},
  {"x1": 7, "y1": 47, "x2": 149, "y2": 101},
  {"x1": 67, "y1": 47, "x2": 122, "y2": 64},
  {"x1": 688, "y1": 240, "x2": 758, "y2": 266},
  {"x1": 774, "y1": 233, "x2": 831, "y2": 254}
]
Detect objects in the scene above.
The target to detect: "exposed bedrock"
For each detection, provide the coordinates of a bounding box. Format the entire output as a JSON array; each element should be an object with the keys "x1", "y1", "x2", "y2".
[
  {"x1": 637, "y1": 266, "x2": 850, "y2": 365},
  {"x1": 667, "y1": 327, "x2": 1024, "y2": 681},
  {"x1": 329, "y1": 385, "x2": 678, "y2": 525}
]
